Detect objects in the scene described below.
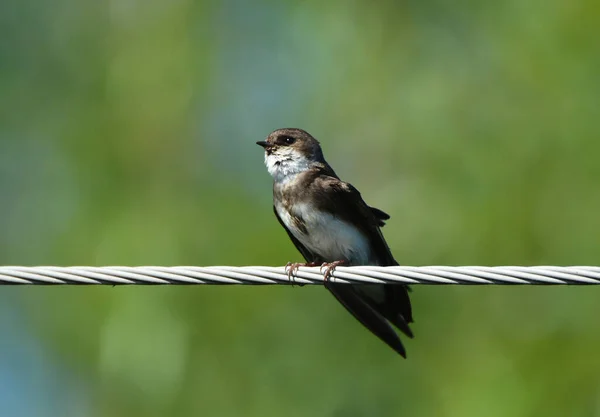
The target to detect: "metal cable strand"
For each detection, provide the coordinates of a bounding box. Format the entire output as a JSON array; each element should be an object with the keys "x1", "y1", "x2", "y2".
[{"x1": 0, "y1": 266, "x2": 599, "y2": 285}]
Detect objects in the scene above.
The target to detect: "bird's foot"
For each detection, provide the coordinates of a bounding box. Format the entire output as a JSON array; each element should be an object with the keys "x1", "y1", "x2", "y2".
[
  {"x1": 320, "y1": 260, "x2": 348, "y2": 283},
  {"x1": 285, "y1": 262, "x2": 318, "y2": 286}
]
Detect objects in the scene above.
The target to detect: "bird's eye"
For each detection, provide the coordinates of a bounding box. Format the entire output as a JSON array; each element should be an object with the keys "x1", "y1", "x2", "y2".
[{"x1": 280, "y1": 136, "x2": 295, "y2": 145}]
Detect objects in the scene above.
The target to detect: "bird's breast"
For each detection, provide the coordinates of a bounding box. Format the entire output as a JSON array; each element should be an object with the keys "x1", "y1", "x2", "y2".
[{"x1": 277, "y1": 201, "x2": 372, "y2": 264}]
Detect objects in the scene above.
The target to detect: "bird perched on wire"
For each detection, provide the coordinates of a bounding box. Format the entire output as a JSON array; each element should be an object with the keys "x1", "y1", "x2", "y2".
[{"x1": 257, "y1": 128, "x2": 413, "y2": 357}]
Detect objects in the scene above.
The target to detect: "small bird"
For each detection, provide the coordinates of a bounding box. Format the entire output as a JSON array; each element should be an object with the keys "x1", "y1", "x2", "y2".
[{"x1": 257, "y1": 128, "x2": 413, "y2": 357}]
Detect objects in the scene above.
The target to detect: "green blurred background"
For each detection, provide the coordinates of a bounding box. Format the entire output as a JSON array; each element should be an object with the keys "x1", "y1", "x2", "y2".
[{"x1": 1, "y1": 0, "x2": 600, "y2": 416}]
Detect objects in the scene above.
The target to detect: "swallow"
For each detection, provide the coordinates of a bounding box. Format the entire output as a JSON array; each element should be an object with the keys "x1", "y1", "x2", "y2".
[{"x1": 257, "y1": 128, "x2": 413, "y2": 357}]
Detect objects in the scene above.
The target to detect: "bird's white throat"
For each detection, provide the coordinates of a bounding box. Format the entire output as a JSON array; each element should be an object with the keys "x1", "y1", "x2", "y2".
[{"x1": 265, "y1": 151, "x2": 312, "y2": 183}]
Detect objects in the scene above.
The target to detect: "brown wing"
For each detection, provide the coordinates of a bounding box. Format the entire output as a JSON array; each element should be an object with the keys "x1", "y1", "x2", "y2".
[
  {"x1": 312, "y1": 177, "x2": 397, "y2": 266},
  {"x1": 310, "y1": 175, "x2": 414, "y2": 352},
  {"x1": 315, "y1": 164, "x2": 391, "y2": 227},
  {"x1": 370, "y1": 206, "x2": 390, "y2": 226}
]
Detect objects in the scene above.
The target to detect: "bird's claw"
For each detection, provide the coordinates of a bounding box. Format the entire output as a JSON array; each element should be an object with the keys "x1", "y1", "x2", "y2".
[
  {"x1": 320, "y1": 260, "x2": 347, "y2": 283},
  {"x1": 285, "y1": 262, "x2": 318, "y2": 286}
]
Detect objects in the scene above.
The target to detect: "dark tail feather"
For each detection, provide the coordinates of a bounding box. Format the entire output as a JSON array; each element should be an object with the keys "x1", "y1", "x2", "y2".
[
  {"x1": 387, "y1": 261, "x2": 414, "y2": 328},
  {"x1": 394, "y1": 285, "x2": 413, "y2": 324},
  {"x1": 360, "y1": 284, "x2": 413, "y2": 338},
  {"x1": 325, "y1": 282, "x2": 407, "y2": 358}
]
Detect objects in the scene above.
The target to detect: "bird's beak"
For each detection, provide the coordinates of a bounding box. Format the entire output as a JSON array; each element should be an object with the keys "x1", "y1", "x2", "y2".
[{"x1": 256, "y1": 141, "x2": 270, "y2": 148}]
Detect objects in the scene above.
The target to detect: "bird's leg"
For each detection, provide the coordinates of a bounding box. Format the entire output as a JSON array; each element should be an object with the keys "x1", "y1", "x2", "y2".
[
  {"x1": 285, "y1": 261, "x2": 318, "y2": 286},
  {"x1": 320, "y1": 260, "x2": 348, "y2": 283}
]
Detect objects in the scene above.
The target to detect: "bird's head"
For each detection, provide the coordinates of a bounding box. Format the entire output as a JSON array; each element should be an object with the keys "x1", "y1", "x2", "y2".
[{"x1": 257, "y1": 128, "x2": 325, "y2": 182}]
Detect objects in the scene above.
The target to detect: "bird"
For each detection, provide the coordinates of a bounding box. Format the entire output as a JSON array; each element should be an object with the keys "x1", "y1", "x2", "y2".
[{"x1": 256, "y1": 128, "x2": 413, "y2": 357}]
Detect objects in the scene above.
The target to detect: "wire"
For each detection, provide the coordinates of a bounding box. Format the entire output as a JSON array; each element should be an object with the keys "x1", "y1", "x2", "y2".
[{"x1": 0, "y1": 266, "x2": 599, "y2": 285}]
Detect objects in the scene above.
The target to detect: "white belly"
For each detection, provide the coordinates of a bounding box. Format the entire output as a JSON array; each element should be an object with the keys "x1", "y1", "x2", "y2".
[{"x1": 276, "y1": 202, "x2": 372, "y2": 264}]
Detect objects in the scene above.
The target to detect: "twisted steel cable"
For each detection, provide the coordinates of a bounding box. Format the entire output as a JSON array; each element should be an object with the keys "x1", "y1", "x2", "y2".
[{"x1": 0, "y1": 266, "x2": 599, "y2": 285}]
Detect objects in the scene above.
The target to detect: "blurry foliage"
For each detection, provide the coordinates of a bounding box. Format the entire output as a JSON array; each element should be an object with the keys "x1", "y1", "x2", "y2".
[{"x1": 1, "y1": 0, "x2": 600, "y2": 416}]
